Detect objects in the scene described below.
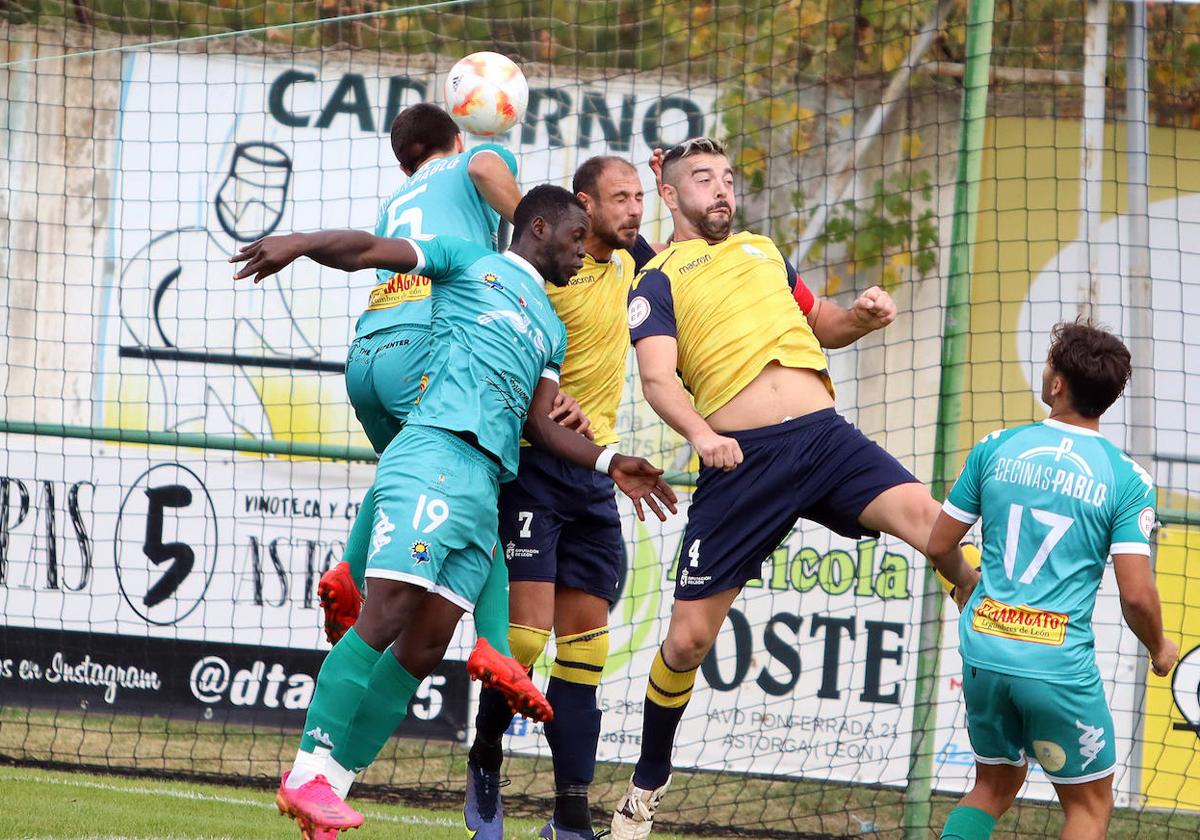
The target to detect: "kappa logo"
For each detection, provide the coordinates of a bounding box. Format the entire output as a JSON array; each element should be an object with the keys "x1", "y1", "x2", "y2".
[
  {"x1": 1075, "y1": 719, "x2": 1107, "y2": 770},
  {"x1": 411, "y1": 540, "x2": 432, "y2": 564},
  {"x1": 305, "y1": 726, "x2": 333, "y2": 748},
  {"x1": 368, "y1": 510, "x2": 395, "y2": 563}
]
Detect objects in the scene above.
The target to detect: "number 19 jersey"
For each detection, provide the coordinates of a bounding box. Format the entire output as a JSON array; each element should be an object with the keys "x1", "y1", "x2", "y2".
[{"x1": 944, "y1": 418, "x2": 1156, "y2": 682}]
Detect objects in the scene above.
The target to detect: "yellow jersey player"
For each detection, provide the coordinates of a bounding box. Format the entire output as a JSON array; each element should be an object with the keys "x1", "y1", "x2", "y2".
[
  {"x1": 465, "y1": 157, "x2": 658, "y2": 840},
  {"x1": 609, "y1": 137, "x2": 977, "y2": 839}
]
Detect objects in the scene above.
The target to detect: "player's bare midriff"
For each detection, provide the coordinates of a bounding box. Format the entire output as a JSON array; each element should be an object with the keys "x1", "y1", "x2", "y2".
[{"x1": 706, "y1": 361, "x2": 834, "y2": 433}]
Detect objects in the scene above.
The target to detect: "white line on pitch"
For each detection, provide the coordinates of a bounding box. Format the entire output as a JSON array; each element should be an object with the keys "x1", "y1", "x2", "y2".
[{"x1": 0, "y1": 773, "x2": 458, "y2": 828}]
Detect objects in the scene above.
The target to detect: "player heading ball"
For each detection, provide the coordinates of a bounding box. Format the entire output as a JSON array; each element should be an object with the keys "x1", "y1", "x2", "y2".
[{"x1": 610, "y1": 137, "x2": 975, "y2": 839}]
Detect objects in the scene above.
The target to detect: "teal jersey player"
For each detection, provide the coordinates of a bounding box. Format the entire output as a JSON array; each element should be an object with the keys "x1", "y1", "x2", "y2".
[
  {"x1": 927, "y1": 321, "x2": 1177, "y2": 840},
  {"x1": 944, "y1": 418, "x2": 1156, "y2": 681},
  {"x1": 354, "y1": 142, "x2": 517, "y2": 340},
  {"x1": 404, "y1": 235, "x2": 569, "y2": 481}
]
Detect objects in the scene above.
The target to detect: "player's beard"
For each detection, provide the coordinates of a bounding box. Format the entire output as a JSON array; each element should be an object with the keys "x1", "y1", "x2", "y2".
[
  {"x1": 681, "y1": 198, "x2": 733, "y2": 242},
  {"x1": 595, "y1": 217, "x2": 639, "y2": 252}
]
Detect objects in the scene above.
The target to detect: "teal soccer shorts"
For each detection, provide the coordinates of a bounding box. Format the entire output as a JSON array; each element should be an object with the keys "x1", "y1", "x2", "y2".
[
  {"x1": 344, "y1": 325, "x2": 432, "y2": 453},
  {"x1": 364, "y1": 424, "x2": 500, "y2": 612},
  {"x1": 963, "y1": 665, "x2": 1117, "y2": 783}
]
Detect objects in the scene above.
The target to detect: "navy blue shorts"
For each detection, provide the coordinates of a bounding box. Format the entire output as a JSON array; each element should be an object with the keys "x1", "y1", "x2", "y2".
[
  {"x1": 498, "y1": 446, "x2": 625, "y2": 604},
  {"x1": 676, "y1": 408, "x2": 918, "y2": 600}
]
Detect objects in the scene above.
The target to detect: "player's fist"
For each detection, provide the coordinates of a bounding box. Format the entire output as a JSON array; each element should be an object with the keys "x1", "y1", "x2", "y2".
[
  {"x1": 549, "y1": 391, "x2": 593, "y2": 440},
  {"x1": 230, "y1": 234, "x2": 307, "y2": 284},
  {"x1": 1151, "y1": 637, "x2": 1180, "y2": 678},
  {"x1": 608, "y1": 454, "x2": 678, "y2": 522},
  {"x1": 851, "y1": 286, "x2": 897, "y2": 332},
  {"x1": 691, "y1": 430, "x2": 743, "y2": 471}
]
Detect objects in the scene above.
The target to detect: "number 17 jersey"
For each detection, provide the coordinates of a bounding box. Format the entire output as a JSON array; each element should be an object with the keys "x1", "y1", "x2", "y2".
[{"x1": 944, "y1": 418, "x2": 1156, "y2": 682}]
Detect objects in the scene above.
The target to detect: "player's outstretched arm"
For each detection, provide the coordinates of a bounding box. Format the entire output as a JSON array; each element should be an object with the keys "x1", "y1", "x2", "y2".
[
  {"x1": 1113, "y1": 553, "x2": 1179, "y2": 677},
  {"x1": 634, "y1": 335, "x2": 742, "y2": 471},
  {"x1": 926, "y1": 511, "x2": 981, "y2": 610},
  {"x1": 524, "y1": 378, "x2": 677, "y2": 522},
  {"x1": 468, "y1": 151, "x2": 522, "y2": 223},
  {"x1": 231, "y1": 231, "x2": 421, "y2": 284},
  {"x1": 807, "y1": 286, "x2": 897, "y2": 349}
]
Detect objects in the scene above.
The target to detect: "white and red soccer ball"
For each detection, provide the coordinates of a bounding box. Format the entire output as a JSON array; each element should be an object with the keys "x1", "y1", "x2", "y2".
[{"x1": 443, "y1": 51, "x2": 529, "y2": 137}]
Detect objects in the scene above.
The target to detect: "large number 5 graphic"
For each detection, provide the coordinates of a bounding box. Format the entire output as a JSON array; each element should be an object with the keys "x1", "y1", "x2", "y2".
[
  {"x1": 1003, "y1": 504, "x2": 1074, "y2": 584},
  {"x1": 391, "y1": 185, "x2": 431, "y2": 240},
  {"x1": 142, "y1": 484, "x2": 195, "y2": 607},
  {"x1": 412, "y1": 494, "x2": 450, "y2": 534}
]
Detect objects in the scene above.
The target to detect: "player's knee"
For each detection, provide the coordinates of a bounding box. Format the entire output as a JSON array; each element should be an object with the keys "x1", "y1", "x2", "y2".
[
  {"x1": 550, "y1": 626, "x2": 609, "y2": 687},
  {"x1": 356, "y1": 579, "x2": 418, "y2": 646},
  {"x1": 663, "y1": 623, "x2": 718, "y2": 671},
  {"x1": 509, "y1": 623, "x2": 551, "y2": 669}
]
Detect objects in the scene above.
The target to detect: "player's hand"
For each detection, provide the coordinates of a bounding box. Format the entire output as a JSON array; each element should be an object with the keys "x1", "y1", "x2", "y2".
[
  {"x1": 952, "y1": 568, "x2": 980, "y2": 612},
  {"x1": 608, "y1": 454, "x2": 678, "y2": 522},
  {"x1": 549, "y1": 391, "x2": 593, "y2": 440},
  {"x1": 850, "y1": 286, "x2": 897, "y2": 333},
  {"x1": 690, "y1": 430, "x2": 743, "y2": 471},
  {"x1": 648, "y1": 147, "x2": 666, "y2": 196},
  {"x1": 1150, "y1": 637, "x2": 1180, "y2": 677},
  {"x1": 230, "y1": 234, "x2": 308, "y2": 284}
]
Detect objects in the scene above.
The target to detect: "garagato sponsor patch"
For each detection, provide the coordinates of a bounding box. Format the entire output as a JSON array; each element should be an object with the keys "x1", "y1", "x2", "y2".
[{"x1": 971, "y1": 596, "x2": 1068, "y2": 646}]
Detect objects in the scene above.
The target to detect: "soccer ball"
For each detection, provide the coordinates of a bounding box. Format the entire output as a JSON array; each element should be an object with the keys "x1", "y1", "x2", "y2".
[{"x1": 443, "y1": 52, "x2": 529, "y2": 137}]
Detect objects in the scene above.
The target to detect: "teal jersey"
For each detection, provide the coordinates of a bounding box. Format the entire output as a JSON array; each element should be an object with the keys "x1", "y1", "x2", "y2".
[
  {"x1": 945, "y1": 418, "x2": 1156, "y2": 682},
  {"x1": 402, "y1": 236, "x2": 568, "y2": 482},
  {"x1": 354, "y1": 143, "x2": 518, "y2": 339}
]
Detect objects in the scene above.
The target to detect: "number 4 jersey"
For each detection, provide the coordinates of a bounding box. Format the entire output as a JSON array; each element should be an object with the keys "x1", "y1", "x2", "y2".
[{"x1": 944, "y1": 418, "x2": 1156, "y2": 682}]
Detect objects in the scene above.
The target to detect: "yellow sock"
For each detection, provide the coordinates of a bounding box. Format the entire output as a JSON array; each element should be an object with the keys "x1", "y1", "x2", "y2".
[
  {"x1": 646, "y1": 646, "x2": 696, "y2": 709},
  {"x1": 508, "y1": 623, "x2": 551, "y2": 669},
  {"x1": 551, "y1": 627, "x2": 609, "y2": 687}
]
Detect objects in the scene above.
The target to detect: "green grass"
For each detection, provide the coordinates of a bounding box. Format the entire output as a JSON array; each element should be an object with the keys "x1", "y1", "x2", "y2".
[
  {"x1": 4, "y1": 708, "x2": 1200, "y2": 839},
  {"x1": 0, "y1": 765, "x2": 723, "y2": 840}
]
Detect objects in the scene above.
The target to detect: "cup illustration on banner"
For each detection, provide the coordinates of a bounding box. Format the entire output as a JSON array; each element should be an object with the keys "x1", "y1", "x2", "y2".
[
  {"x1": 110, "y1": 139, "x2": 367, "y2": 440},
  {"x1": 1171, "y1": 644, "x2": 1200, "y2": 738}
]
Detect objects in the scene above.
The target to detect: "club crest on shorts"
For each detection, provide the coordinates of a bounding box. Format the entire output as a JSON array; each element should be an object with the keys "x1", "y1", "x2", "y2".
[{"x1": 411, "y1": 540, "x2": 432, "y2": 564}]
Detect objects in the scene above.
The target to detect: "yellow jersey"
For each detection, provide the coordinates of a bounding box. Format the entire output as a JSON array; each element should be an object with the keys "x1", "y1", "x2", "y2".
[
  {"x1": 545, "y1": 245, "x2": 644, "y2": 446},
  {"x1": 627, "y1": 231, "x2": 828, "y2": 417}
]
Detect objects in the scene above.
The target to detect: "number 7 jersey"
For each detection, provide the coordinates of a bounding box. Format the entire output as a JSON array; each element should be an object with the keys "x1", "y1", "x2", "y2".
[{"x1": 944, "y1": 418, "x2": 1156, "y2": 682}]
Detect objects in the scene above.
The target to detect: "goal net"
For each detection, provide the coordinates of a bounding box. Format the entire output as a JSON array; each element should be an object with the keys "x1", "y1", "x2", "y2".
[{"x1": 1, "y1": 2, "x2": 1198, "y2": 837}]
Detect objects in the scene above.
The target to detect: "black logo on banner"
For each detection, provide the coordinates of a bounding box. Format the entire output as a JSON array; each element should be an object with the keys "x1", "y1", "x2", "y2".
[
  {"x1": 1172, "y1": 644, "x2": 1200, "y2": 738},
  {"x1": 0, "y1": 626, "x2": 469, "y2": 741},
  {"x1": 114, "y1": 464, "x2": 218, "y2": 625}
]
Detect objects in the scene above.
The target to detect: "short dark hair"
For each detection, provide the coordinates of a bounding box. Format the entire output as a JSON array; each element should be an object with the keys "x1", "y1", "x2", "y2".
[
  {"x1": 660, "y1": 136, "x2": 728, "y2": 183},
  {"x1": 512, "y1": 184, "x2": 586, "y2": 240},
  {"x1": 389, "y1": 104, "x2": 460, "y2": 173},
  {"x1": 1046, "y1": 320, "x2": 1133, "y2": 418},
  {"x1": 572, "y1": 156, "x2": 636, "y2": 197}
]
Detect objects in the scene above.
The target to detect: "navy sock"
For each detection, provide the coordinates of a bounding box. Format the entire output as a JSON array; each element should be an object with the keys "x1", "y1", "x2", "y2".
[
  {"x1": 470, "y1": 685, "x2": 515, "y2": 772},
  {"x1": 632, "y1": 697, "x2": 687, "y2": 790},
  {"x1": 544, "y1": 677, "x2": 602, "y2": 830}
]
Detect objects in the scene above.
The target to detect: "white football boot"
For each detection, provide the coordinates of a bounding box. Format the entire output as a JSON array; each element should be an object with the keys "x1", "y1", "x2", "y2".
[{"x1": 610, "y1": 774, "x2": 672, "y2": 840}]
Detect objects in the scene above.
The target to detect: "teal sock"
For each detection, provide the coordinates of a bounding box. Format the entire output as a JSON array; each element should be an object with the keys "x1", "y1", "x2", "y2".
[
  {"x1": 941, "y1": 806, "x2": 996, "y2": 840},
  {"x1": 343, "y1": 485, "x2": 376, "y2": 591},
  {"x1": 331, "y1": 650, "x2": 421, "y2": 772},
  {"x1": 473, "y1": 551, "x2": 512, "y2": 657},
  {"x1": 298, "y1": 627, "x2": 382, "y2": 754}
]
